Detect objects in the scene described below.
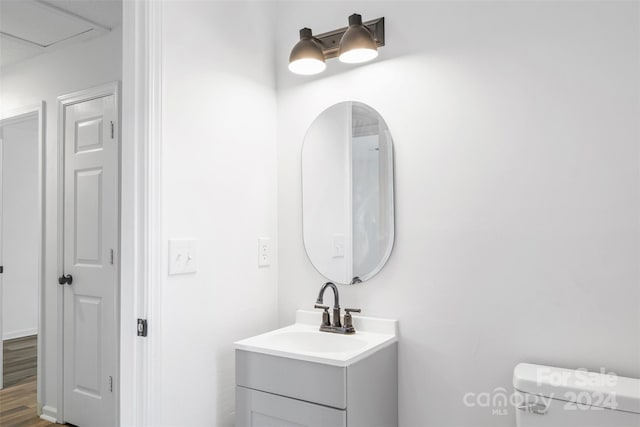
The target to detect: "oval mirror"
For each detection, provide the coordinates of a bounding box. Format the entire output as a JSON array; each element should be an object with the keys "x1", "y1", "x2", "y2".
[{"x1": 302, "y1": 101, "x2": 394, "y2": 285}]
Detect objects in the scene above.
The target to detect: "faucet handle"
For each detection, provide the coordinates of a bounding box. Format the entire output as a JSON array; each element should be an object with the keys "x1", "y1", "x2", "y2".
[
  {"x1": 314, "y1": 304, "x2": 331, "y2": 327},
  {"x1": 343, "y1": 308, "x2": 360, "y2": 331}
]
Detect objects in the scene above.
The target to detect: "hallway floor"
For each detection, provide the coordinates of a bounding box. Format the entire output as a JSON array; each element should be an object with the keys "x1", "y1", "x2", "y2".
[
  {"x1": 1, "y1": 335, "x2": 52, "y2": 426},
  {"x1": 4, "y1": 336, "x2": 37, "y2": 388}
]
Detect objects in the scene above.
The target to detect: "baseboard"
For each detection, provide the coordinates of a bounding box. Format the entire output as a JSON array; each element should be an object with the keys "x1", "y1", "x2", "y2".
[
  {"x1": 3, "y1": 328, "x2": 38, "y2": 340},
  {"x1": 40, "y1": 405, "x2": 58, "y2": 423}
]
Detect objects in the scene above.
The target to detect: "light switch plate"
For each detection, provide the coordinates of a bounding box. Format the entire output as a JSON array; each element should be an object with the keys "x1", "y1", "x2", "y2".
[
  {"x1": 168, "y1": 240, "x2": 197, "y2": 275},
  {"x1": 258, "y1": 237, "x2": 271, "y2": 267}
]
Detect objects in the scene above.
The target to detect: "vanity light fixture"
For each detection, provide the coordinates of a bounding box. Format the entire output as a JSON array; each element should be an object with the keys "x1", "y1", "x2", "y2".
[
  {"x1": 338, "y1": 14, "x2": 379, "y2": 64},
  {"x1": 288, "y1": 28, "x2": 327, "y2": 75},
  {"x1": 288, "y1": 13, "x2": 385, "y2": 75}
]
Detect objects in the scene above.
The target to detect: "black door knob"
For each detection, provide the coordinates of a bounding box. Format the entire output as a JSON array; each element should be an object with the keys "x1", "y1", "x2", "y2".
[{"x1": 58, "y1": 274, "x2": 73, "y2": 285}]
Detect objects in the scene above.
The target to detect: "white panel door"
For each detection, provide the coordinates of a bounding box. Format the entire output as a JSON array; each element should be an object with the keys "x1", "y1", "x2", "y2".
[{"x1": 62, "y1": 94, "x2": 118, "y2": 426}]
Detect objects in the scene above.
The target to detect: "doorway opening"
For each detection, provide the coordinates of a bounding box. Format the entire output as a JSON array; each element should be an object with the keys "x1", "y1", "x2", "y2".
[{"x1": 0, "y1": 104, "x2": 45, "y2": 425}]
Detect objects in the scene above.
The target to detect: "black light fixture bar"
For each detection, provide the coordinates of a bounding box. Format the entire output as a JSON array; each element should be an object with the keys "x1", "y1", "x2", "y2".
[{"x1": 312, "y1": 17, "x2": 385, "y2": 60}]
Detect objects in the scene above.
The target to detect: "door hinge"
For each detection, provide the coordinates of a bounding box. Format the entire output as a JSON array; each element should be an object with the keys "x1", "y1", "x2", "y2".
[
  {"x1": 110, "y1": 249, "x2": 114, "y2": 265},
  {"x1": 0, "y1": 266, "x2": 3, "y2": 274},
  {"x1": 110, "y1": 121, "x2": 114, "y2": 139},
  {"x1": 108, "y1": 376, "x2": 113, "y2": 393},
  {"x1": 137, "y1": 318, "x2": 148, "y2": 337}
]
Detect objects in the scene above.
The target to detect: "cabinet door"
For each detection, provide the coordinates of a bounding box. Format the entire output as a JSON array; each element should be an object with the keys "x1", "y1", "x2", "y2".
[{"x1": 236, "y1": 387, "x2": 346, "y2": 427}]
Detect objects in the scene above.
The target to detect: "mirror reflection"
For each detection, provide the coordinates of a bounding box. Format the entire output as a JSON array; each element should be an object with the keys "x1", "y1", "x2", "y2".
[{"x1": 302, "y1": 101, "x2": 394, "y2": 285}]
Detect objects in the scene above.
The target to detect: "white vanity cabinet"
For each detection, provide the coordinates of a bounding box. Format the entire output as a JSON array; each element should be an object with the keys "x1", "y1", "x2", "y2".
[
  {"x1": 234, "y1": 310, "x2": 399, "y2": 427},
  {"x1": 235, "y1": 342, "x2": 397, "y2": 427}
]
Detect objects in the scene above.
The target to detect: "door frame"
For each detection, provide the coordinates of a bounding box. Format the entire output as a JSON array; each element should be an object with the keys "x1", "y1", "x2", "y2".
[
  {"x1": 57, "y1": 83, "x2": 120, "y2": 423},
  {"x1": 0, "y1": 5, "x2": 162, "y2": 423},
  {"x1": 0, "y1": 102, "x2": 45, "y2": 405},
  {"x1": 121, "y1": 1, "x2": 163, "y2": 425}
]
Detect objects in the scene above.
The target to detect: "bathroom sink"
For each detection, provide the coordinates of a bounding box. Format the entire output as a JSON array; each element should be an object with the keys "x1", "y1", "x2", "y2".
[{"x1": 234, "y1": 309, "x2": 398, "y2": 367}]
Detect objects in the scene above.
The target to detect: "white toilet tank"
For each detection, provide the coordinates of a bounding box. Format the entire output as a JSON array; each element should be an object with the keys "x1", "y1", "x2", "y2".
[{"x1": 513, "y1": 363, "x2": 640, "y2": 427}]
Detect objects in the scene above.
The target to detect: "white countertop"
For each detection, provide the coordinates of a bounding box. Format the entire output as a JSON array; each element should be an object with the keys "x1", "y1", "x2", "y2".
[{"x1": 234, "y1": 309, "x2": 398, "y2": 367}]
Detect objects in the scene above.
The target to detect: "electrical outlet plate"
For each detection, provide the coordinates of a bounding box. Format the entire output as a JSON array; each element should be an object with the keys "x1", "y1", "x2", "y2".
[
  {"x1": 333, "y1": 234, "x2": 345, "y2": 258},
  {"x1": 168, "y1": 239, "x2": 197, "y2": 275}
]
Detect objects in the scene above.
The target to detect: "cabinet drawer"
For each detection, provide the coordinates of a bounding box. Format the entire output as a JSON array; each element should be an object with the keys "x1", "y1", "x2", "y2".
[
  {"x1": 236, "y1": 386, "x2": 346, "y2": 427},
  {"x1": 236, "y1": 350, "x2": 346, "y2": 409}
]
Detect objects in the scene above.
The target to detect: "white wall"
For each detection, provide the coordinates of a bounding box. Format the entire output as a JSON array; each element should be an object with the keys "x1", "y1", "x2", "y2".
[
  {"x1": 275, "y1": 2, "x2": 640, "y2": 426},
  {"x1": 1, "y1": 117, "x2": 39, "y2": 339},
  {"x1": 159, "y1": 2, "x2": 278, "y2": 425},
  {"x1": 0, "y1": 28, "x2": 122, "y2": 416}
]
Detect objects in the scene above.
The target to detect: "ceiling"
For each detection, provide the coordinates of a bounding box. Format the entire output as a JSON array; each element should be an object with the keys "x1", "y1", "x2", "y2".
[{"x1": 0, "y1": 0, "x2": 122, "y2": 68}]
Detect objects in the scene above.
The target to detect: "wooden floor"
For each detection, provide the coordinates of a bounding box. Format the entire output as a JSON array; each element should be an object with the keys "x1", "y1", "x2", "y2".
[
  {"x1": 0, "y1": 335, "x2": 52, "y2": 426},
  {"x1": 4, "y1": 336, "x2": 37, "y2": 389},
  {"x1": 0, "y1": 376, "x2": 51, "y2": 426}
]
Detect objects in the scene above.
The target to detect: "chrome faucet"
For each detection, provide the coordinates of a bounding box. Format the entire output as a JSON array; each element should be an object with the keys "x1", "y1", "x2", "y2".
[{"x1": 314, "y1": 282, "x2": 361, "y2": 334}]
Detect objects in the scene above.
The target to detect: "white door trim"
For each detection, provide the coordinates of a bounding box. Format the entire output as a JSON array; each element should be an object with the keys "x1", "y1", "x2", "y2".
[
  {"x1": 57, "y1": 84, "x2": 120, "y2": 424},
  {"x1": 121, "y1": 0, "x2": 163, "y2": 425},
  {"x1": 0, "y1": 102, "x2": 45, "y2": 408}
]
